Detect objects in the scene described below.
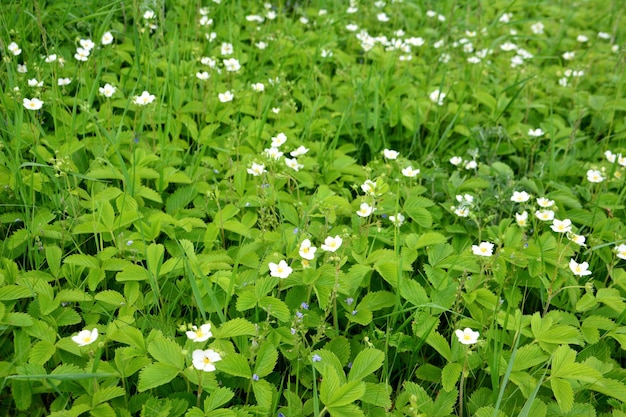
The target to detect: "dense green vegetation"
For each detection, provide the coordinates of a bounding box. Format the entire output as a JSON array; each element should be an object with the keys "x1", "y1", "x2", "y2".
[{"x1": 1, "y1": 0, "x2": 625, "y2": 416}]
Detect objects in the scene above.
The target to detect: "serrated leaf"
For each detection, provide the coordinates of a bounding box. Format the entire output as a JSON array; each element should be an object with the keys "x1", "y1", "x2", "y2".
[
  {"x1": 441, "y1": 362, "x2": 462, "y2": 392},
  {"x1": 217, "y1": 352, "x2": 251, "y2": 378},
  {"x1": 253, "y1": 343, "x2": 277, "y2": 378},
  {"x1": 92, "y1": 386, "x2": 125, "y2": 406},
  {"x1": 258, "y1": 296, "x2": 290, "y2": 322},
  {"x1": 95, "y1": 290, "x2": 126, "y2": 307},
  {"x1": 357, "y1": 291, "x2": 395, "y2": 311},
  {"x1": 327, "y1": 379, "x2": 365, "y2": 407},
  {"x1": 64, "y1": 254, "x2": 99, "y2": 269},
  {"x1": 116, "y1": 264, "x2": 149, "y2": 281},
  {"x1": 56, "y1": 289, "x2": 93, "y2": 303},
  {"x1": 326, "y1": 403, "x2": 364, "y2": 417},
  {"x1": 550, "y1": 377, "x2": 573, "y2": 413},
  {"x1": 399, "y1": 279, "x2": 429, "y2": 306},
  {"x1": 215, "y1": 318, "x2": 257, "y2": 338},
  {"x1": 426, "y1": 331, "x2": 451, "y2": 362},
  {"x1": 348, "y1": 349, "x2": 384, "y2": 381},
  {"x1": 0, "y1": 286, "x2": 33, "y2": 301},
  {"x1": 407, "y1": 232, "x2": 448, "y2": 250},
  {"x1": 137, "y1": 363, "x2": 180, "y2": 392},
  {"x1": 204, "y1": 387, "x2": 234, "y2": 411},
  {"x1": 361, "y1": 382, "x2": 391, "y2": 408},
  {"x1": 28, "y1": 340, "x2": 56, "y2": 365},
  {"x1": 147, "y1": 334, "x2": 184, "y2": 368},
  {"x1": 252, "y1": 379, "x2": 274, "y2": 411},
  {"x1": 4, "y1": 312, "x2": 34, "y2": 326},
  {"x1": 166, "y1": 185, "x2": 198, "y2": 214}
]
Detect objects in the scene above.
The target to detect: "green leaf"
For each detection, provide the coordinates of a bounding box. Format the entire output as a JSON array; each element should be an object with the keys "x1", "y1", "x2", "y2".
[
  {"x1": 404, "y1": 205, "x2": 432, "y2": 228},
  {"x1": 147, "y1": 333, "x2": 184, "y2": 369},
  {"x1": 214, "y1": 318, "x2": 257, "y2": 338},
  {"x1": 217, "y1": 352, "x2": 251, "y2": 378},
  {"x1": 348, "y1": 349, "x2": 384, "y2": 381},
  {"x1": 92, "y1": 386, "x2": 125, "y2": 406},
  {"x1": 399, "y1": 279, "x2": 429, "y2": 306},
  {"x1": 204, "y1": 387, "x2": 234, "y2": 411},
  {"x1": 258, "y1": 296, "x2": 290, "y2": 322},
  {"x1": 45, "y1": 246, "x2": 62, "y2": 277},
  {"x1": 406, "y1": 232, "x2": 448, "y2": 250},
  {"x1": 361, "y1": 382, "x2": 391, "y2": 408},
  {"x1": 0, "y1": 286, "x2": 33, "y2": 301},
  {"x1": 253, "y1": 343, "x2": 278, "y2": 378},
  {"x1": 550, "y1": 377, "x2": 573, "y2": 413},
  {"x1": 28, "y1": 340, "x2": 56, "y2": 365},
  {"x1": 326, "y1": 403, "x2": 364, "y2": 417},
  {"x1": 116, "y1": 264, "x2": 149, "y2": 281},
  {"x1": 441, "y1": 362, "x2": 462, "y2": 392},
  {"x1": 64, "y1": 254, "x2": 99, "y2": 269},
  {"x1": 252, "y1": 379, "x2": 275, "y2": 411},
  {"x1": 137, "y1": 363, "x2": 180, "y2": 392},
  {"x1": 319, "y1": 366, "x2": 342, "y2": 405},
  {"x1": 94, "y1": 290, "x2": 126, "y2": 307},
  {"x1": 327, "y1": 380, "x2": 365, "y2": 407},
  {"x1": 3, "y1": 312, "x2": 34, "y2": 326},
  {"x1": 146, "y1": 243, "x2": 165, "y2": 278},
  {"x1": 426, "y1": 331, "x2": 451, "y2": 362},
  {"x1": 357, "y1": 291, "x2": 395, "y2": 311}
]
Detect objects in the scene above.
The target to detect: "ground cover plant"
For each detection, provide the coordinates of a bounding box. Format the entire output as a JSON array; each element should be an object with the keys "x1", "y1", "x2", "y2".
[{"x1": 1, "y1": 0, "x2": 626, "y2": 416}]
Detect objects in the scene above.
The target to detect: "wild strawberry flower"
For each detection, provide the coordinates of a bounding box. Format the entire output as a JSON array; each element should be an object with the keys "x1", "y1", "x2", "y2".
[
  {"x1": 389, "y1": 213, "x2": 405, "y2": 226},
  {"x1": 515, "y1": 211, "x2": 528, "y2": 227},
  {"x1": 251, "y1": 82, "x2": 265, "y2": 92},
  {"x1": 299, "y1": 239, "x2": 317, "y2": 260},
  {"x1": 223, "y1": 58, "x2": 241, "y2": 72},
  {"x1": 615, "y1": 244, "x2": 626, "y2": 260},
  {"x1": 472, "y1": 241, "x2": 494, "y2": 257},
  {"x1": 45, "y1": 54, "x2": 57, "y2": 63},
  {"x1": 269, "y1": 260, "x2": 293, "y2": 278},
  {"x1": 586, "y1": 169, "x2": 604, "y2": 183},
  {"x1": 247, "y1": 162, "x2": 266, "y2": 176},
  {"x1": 221, "y1": 42, "x2": 234, "y2": 55},
  {"x1": 510, "y1": 191, "x2": 531, "y2": 202},
  {"x1": 196, "y1": 71, "x2": 210, "y2": 80},
  {"x1": 186, "y1": 323, "x2": 213, "y2": 342},
  {"x1": 456, "y1": 194, "x2": 474, "y2": 206},
  {"x1": 605, "y1": 150, "x2": 617, "y2": 163},
  {"x1": 537, "y1": 197, "x2": 555, "y2": 208},
  {"x1": 218, "y1": 91, "x2": 234, "y2": 102},
  {"x1": 567, "y1": 233, "x2": 586, "y2": 247},
  {"x1": 285, "y1": 157, "x2": 303, "y2": 171},
  {"x1": 569, "y1": 259, "x2": 591, "y2": 276},
  {"x1": 453, "y1": 206, "x2": 470, "y2": 217},
  {"x1": 8, "y1": 41, "x2": 22, "y2": 56},
  {"x1": 356, "y1": 202, "x2": 374, "y2": 217},
  {"x1": 23, "y1": 98, "x2": 44, "y2": 110},
  {"x1": 455, "y1": 328, "x2": 479, "y2": 345},
  {"x1": 271, "y1": 133, "x2": 287, "y2": 147},
  {"x1": 72, "y1": 328, "x2": 98, "y2": 346},
  {"x1": 28, "y1": 78, "x2": 43, "y2": 87},
  {"x1": 290, "y1": 146, "x2": 309, "y2": 157},
  {"x1": 361, "y1": 180, "x2": 377, "y2": 196},
  {"x1": 263, "y1": 147, "x2": 283, "y2": 160},
  {"x1": 101, "y1": 31, "x2": 114, "y2": 45},
  {"x1": 134, "y1": 90, "x2": 156, "y2": 105},
  {"x1": 17, "y1": 64, "x2": 27, "y2": 73},
  {"x1": 465, "y1": 160, "x2": 478, "y2": 170},
  {"x1": 74, "y1": 47, "x2": 90, "y2": 61},
  {"x1": 429, "y1": 89, "x2": 445, "y2": 105},
  {"x1": 99, "y1": 83, "x2": 116, "y2": 97},
  {"x1": 528, "y1": 128, "x2": 544, "y2": 137},
  {"x1": 192, "y1": 349, "x2": 222, "y2": 372},
  {"x1": 321, "y1": 235, "x2": 342, "y2": 252},
  {"x1": 57, "y1": 77, "x2": 72, "y2": 86},
  {"x1": 402, "y1": 166, "x2": 420, "y2": 177},
  {"x1": 383, "y1": 149, "x2": 399, "y2": 159},
  {"x1": 535, "y1": 209, "x2": 555, "y2": 221},
  {"x1": 551, "y1": 218, "x2": 572, "y2": 233},
  {"x1": 450, "y1": 156, "x2": 463, "y2": 166}
]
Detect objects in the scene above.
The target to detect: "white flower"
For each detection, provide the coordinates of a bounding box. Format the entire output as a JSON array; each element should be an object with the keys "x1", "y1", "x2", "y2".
[
  {"x1": 58, "y1": 77, "x2": 72, "y2": 86},
  {"x1": 346, "y1": 23, "x2": 359, "y2": 32},
  {"x1": 456, "y1": 194, "x2": 474, "y2": 206},
  {"x1": 598, "y1": 32, "x2": 611, "y2": 40},
  {"x1": 569, "y1": 259, "x2": 591, "y2": 276},
  {"x1": 200, "y1": 16, "x2": 213, "y2": 26},
  {"x1": 101, "y1": 31, "x2": 114, "y2": 45},
  {"x1": 426, "y1": 10, "x2": 437, "y2": 17},
  {"x1": 290, "y1": 146, "x2": 309, "y2": 157},
  {"x1": 17, "y1": 64, "x2": 27, "y2": 73},
  {"x1": 562, "y1": 51, "x2": 575, "y2": 60},
  {"x1": 531, "y1": 22, "x2": 544, "y2": 34},
  {"x1": 429, "y1": 89, "x2": 445, "y2": 106},
  {"x1": 299, "y1": 239, "x2": 317, "y2": 260},
  {"x1": 72, "y1": 328, "x2": 98, "y2": 346},
  {"x1": 186, "y1": 323, "x2": 213, "y2": 342},
  {"x1": 201, "y1": 57, "x2": 216, "y2": 67},
  {"x1": 143, "y1": 10, "x2": 155, "y2": 19},
  {"x1": 537, "y1": 197, "x2": 555, "y2": 208},
  {"x1": 192, "y1": 349, "x2": 222, "y2": 372},
  {"x1": 269, "y1": 260, "x2": 293, "y2": 278},
  {"x1": 45, "y1": 54, "x2": 57, "y2": 63},
  {"x1": 402, "y1": 166, "x2": 420, "y2": 177},
  {"x1": 263, "y1": 147, "x2": 283, "y2": 160},
  {"x1": 377, "y1": 12, "x2": 389, "y2": 22},
  {"x1": 361, "y1": 180, "x2": 377, "y2": 196},
  {"x1": 450, "y1": 156, "x2": 463, "y2": 166},
  {"x1": 221, "y1": 43, "x2": 234, "y2": 55},
  {"x1": 79, "y1": 39, "x2": 95, "y2": 51},
  {"x1": 576, "y1": 34, "x2": 589, "y2": 43},
  {"x1": 567, "y1": 233, "x2": 586, "y2": 247},
  {"x1": 285, "y1": 157, "x2": 303, "y2": 171},
  {"x1": 558, "y1": 77, "x2": 568, "y2": 87},
  {"x1": 218, "y1": 91, "x2": 234, "y2": 102},
  {"x1": 247, "y1": 162, "x2": 266, "y2": 176},
  {"x1": 389, "y1": 213, "x2": 405, "y2": 226},
  {"x1": 251, "y1": 82, "x2": 265, "y2": 92},
  {"x1": 134, "y1": 91, "x2": 156, "y2": 105},
  {"x1": 356, "y1": 202, "x2": 374, "y2": 217},
  {"x1": 605, "y1": 150, "x2": 617, "y2": 163},
  {"x1": 255, "y1": 41, "x2": 268, "y2": 50},
  {"x1": 74, "y1": 47, "x2": 90, "y2": 61},
  {"x1": 535, "y1": 209, "x2": 555, "y2": 221},
  {"x1": 28, "y1": 78, "x2": 43, "y2": 87},
  {"x1": 528, "y1": 128, "x2": 544, "y2": 137},
  {"x1": 383, "y1": 149, "x2": 399, "y2": 159},
  {"x1": 453, "y1": 206, "x2": 470, "y2": 217},
  {"x1": 99, "y1": 83, "x2": 116, "y2": 97},
  {"x1": 299, "y1": 17, "x2": 309, "y2": 24},
  {"x1": 455, "y1": 328, "x2": 479, "y2": 345},
  {"x1": 223, "y1": 58, "x2": 241, "y2": 72},
  {"x1": 500, "y1": 41, "x2": 518, "y2": 51},
  {"x1": 23, "y1": 97, "x2": 44, "y2": 110},
  {"x1": 551, "y1": 218, "x2": 572, "y2": 233},
  {"x1": 472, "y1": 241, "x2": 494, "y2": 257},
  {"x1": 196, "y1": 71, "x2": 210, "y2": 80},
  {"x1": 511, "y1": 191, "x2": 531, "y2": 203},
  {"x1": 8, "y1": 41, "x2": 22, "y2": 56},
  {"x1": 515, "y1": 211, "x2": 528, "y2": 227},
  {"x1": 499, "y1": 12, "x2": 512, "y2": 23},
  {"x1": 347, "y1": 6, "x2": 358, "y2": 13},
  {"x1": 615, "y1": 244, "x2": 626, "y2": 260},
  {"x1": 321, "y1": 49, "x2": 333, "y2": 58},
  {"x1": 271, "y1": 107, "x2": 280, "y2": 114},
  {"x1": 321, "y1": 235, "x2": 342, "y2": 252},
  {"x1": 465, "y1": 160, "x2": 477, "y2": 170},
  {"x1": 586, "y1": 169, "x2": 604, "y2": 183},
  {"x1": 618, "y1": 154, "x2": 626, "y2": 167},
  {"x1": 271, "y1": 133, "x2": 287, "y2": 147}
]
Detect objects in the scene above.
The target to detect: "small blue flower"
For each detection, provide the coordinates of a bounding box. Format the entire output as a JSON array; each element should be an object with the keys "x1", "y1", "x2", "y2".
[
  {"x1": 351, "y1": 310, "x2": 358, "y2": 316},
  {"x1": 345, "y1": 297, "x2": 354, "y2": 306},
  {"x1": 293, "y1": 227, "x2": 299, "y2": 234},
  {"x1": 278, "y1": 413, "x2": 285, "y2": 417},
  {"x1": 296, "y1": 311, "x2": 304, "y2": 319},
  {"x1": 301, "y1": 302, "x2": 309, "y2": 310},
  {"x1": 312, "y1": 354, "x2": 322, "y2": 362},
  {"x1": 290, "y1": 328, "x2": 296, "y2": 334},
  {"x1": 252, "y1": 374, "x2": 259, "y2": 381}
]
